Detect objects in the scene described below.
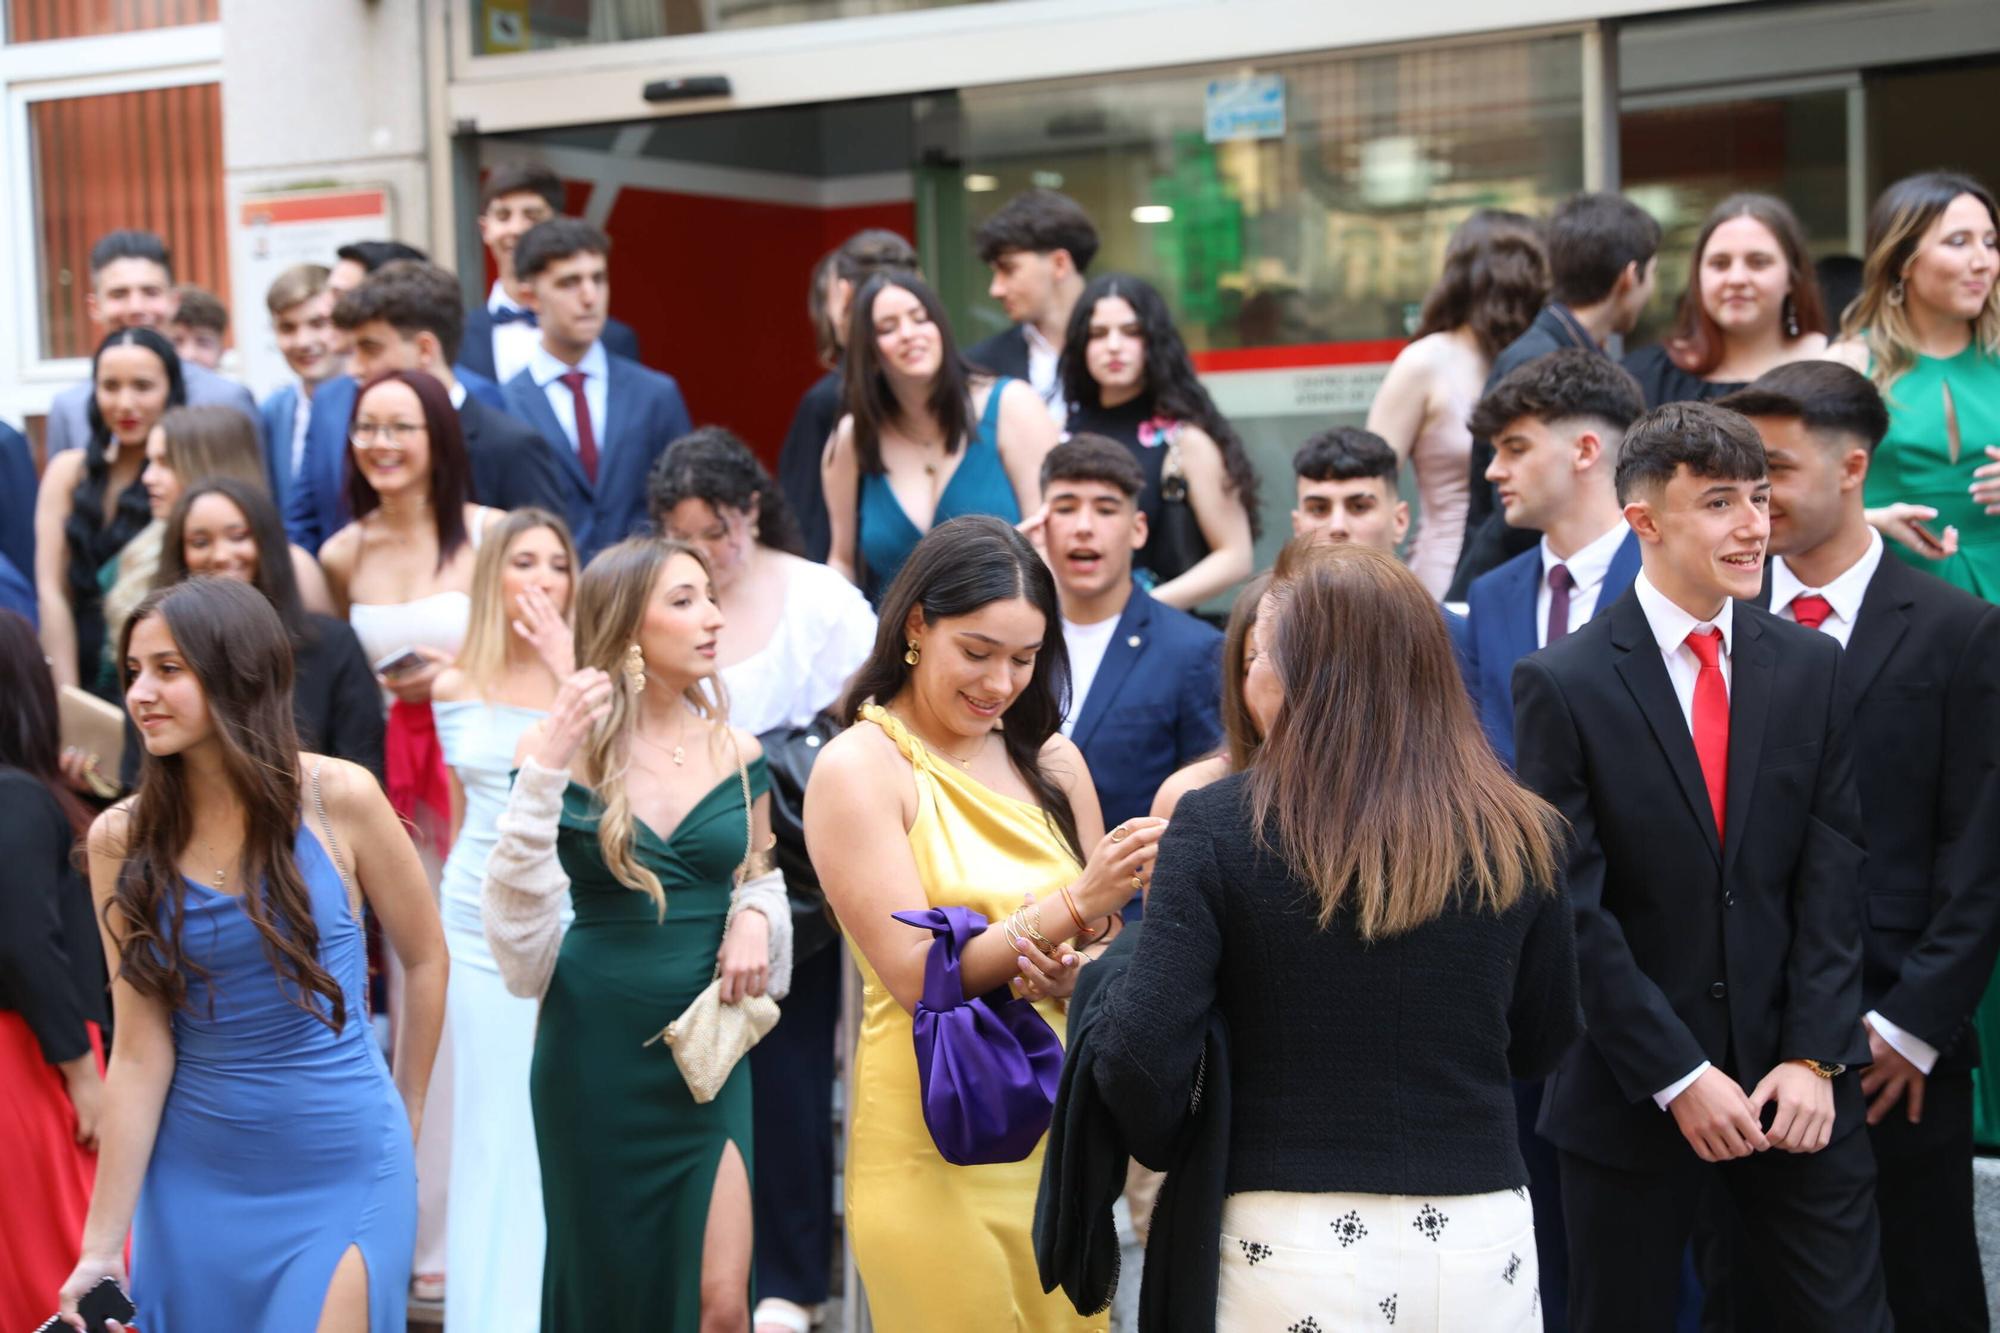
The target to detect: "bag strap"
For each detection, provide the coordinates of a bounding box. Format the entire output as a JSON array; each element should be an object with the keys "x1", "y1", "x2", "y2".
[{"x1": 308, "y1": 758, "x2": 360, "y2": 920}]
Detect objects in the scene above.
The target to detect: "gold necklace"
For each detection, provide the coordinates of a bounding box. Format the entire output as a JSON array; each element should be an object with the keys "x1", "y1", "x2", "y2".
[
  {"x1": 198, "y1": 836, "x2": 236, "y2": 891},
  {"x1": 890, "y1": 708, "x2": 981, "y2": 766},
  {"x1": 634, "y1": 715, "x2": 695, "y2": 766}
]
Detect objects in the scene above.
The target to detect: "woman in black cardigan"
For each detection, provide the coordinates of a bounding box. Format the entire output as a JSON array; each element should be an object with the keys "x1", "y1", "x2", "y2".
[
  {"x1": 1090, "y1": 543, "x2": 1579, "y2": 1330},
  {"x1": 118, "y1": 477, "x2": 383, "y2": 789}
]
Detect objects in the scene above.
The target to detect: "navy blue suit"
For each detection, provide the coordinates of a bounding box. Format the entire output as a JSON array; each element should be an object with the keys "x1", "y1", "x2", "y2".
[
  {"x1": 459, "y1": 305, "x2": 640, "y2": 382},
  {"x1": 284, "y1": 369, "x2": 567, "y2": 553},
  {"x1": 503, "y1": 352, "x2": 691, "y2": 561},
  {"x1": 1, "y1": 420, "x2": 37, "y2": 590},
  {"x1": 1068, "y1": 583, "x2": 1223, "y2": 834},
  {"x1": 1464, "y1": 530, "x2": 1641, "y2": 766}
]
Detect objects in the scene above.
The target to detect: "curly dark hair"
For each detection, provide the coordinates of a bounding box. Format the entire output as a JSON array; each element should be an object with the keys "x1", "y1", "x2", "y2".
[
  {"x1": 1060, "y1": 273, "x2": 1262, "y2": 537},
  {"x1": 646, "y1": 426, "x2": 806, "y2": 556}
]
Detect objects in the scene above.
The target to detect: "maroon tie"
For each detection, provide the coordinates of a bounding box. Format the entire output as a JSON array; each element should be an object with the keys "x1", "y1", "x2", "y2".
[
  {"x1": 1546, "y1": 563, "x2": 1575, "y2": 645},
  {"x1": 1789, "y1": 593, "x2": 1833, "y2": 631},
  {"x1": 1684, "y1": 628, "x2": 1730, "y2": 842},
  {"x1": 560, "y1": 369, "x2": 599, "y2": 484}
]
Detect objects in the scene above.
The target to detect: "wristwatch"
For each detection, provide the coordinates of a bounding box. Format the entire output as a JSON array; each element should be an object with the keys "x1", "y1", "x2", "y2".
[{"x1": 1794, "y1": 1059, "x2": 1846, "y2": 1079}]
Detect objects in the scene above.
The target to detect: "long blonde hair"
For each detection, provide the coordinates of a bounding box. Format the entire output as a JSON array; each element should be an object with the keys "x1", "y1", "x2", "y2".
[
  {"x1": 453, "y1": 507, "x2": 577, "y2": 698},
  {"x1": 572, "y1": 536, "x2": 730, "y2": 916},
  {"x1": 1843, "y1": 171, "x2": 2000, "y2": 394},
  {"x1": 1248, "y1": 545, "x2": 1560, "y2": 940}
]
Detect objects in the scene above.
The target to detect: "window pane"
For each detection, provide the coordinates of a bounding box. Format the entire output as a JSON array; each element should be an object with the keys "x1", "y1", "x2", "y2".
[
  {"x1": 30, "y1": 82, "x2": 230, "y2": 360},
  {"x1": 472, "y1": 0, "x2": 1023, "y2": 53},
  {"x1": 6, "y1": 0, "x2": 217, "y2": 43}
]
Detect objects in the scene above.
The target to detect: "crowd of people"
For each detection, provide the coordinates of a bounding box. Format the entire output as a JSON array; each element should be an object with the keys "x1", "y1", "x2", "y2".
[{"x1": 0, "y1": 157, "x2": 1996, "y2": 1333}]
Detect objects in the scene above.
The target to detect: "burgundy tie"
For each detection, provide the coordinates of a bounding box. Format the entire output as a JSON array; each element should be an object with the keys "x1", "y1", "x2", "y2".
[
  {"x1": 560, "y1": 369, "x2": 599, "y2": 484},
  {"x1": 1684, "y1": 628, "x2": 1730, "y2": 842},
  {"x1": 1789, "y1": 593, "x2": 1833, "y2": 631},
  {"x1": 1546, "y1": 563, "x2": 1575, "y2": 645}
]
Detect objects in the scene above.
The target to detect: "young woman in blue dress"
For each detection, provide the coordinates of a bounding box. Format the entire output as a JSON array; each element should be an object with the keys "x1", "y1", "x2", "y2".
[{"x1": 59, "y1": 576, "x2": 446, "y2": 1332}]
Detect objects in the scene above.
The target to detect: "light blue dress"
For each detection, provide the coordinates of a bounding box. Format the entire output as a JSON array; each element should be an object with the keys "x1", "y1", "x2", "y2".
[
  {"x1": 858, "y1": 378, "x2": 1019, "y2": 604},
  {"x1": 131, "y1": 823, "x2": 414, "y2": 1331},
  {"x1": 434, "y1": 700, "x2": 550, "y2": 1332}
]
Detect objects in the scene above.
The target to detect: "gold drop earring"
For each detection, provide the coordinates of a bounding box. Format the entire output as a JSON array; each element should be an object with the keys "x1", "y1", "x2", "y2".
[
  {"x1": 623, "y1": 642, "x2": 647, "y2": 694},
  {"x1": 904, "y1": 640, "x2": 921, "y2": 666}
]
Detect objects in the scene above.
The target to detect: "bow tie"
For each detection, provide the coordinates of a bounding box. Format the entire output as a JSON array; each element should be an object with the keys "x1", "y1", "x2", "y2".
[{"x1": 492, "y1": 306, "x2": 538, "y2": 327}]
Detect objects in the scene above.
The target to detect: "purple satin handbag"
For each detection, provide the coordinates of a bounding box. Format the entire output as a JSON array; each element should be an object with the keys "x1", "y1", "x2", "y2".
[{"x1": 891, "y1": 906, "x2": 1066, "y2": 1166}]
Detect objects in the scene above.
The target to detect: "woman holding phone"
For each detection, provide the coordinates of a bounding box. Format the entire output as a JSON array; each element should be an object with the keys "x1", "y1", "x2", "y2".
[{"x1": 58, "y1": 576, "x2": 445, "y2": 1330}]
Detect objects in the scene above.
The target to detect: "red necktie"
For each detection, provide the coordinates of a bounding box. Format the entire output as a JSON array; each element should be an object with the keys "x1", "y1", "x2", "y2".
[
  {"x1": 1789, "y1": 593, "x2": 1833, "y2": 631},
  {"x1": 559, "y1": 370, "x2": 599, "y2": 484},
  {"x1": 1546, "y1": 563, "x2": 1574, "y2": 645},
  {"x1": 1684, "y1": 628, "x2": 1729, "y2": 842}
]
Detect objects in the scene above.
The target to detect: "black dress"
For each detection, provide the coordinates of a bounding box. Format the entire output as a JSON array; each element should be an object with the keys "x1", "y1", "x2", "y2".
[
  {"x1": 1066, "y1": 397, "x2": 1206, "y2": 587},
  {"x1": 63, "y1": 438, "x2": 154, "y2": 698},
  {"x1": 777, "y1": 369, "x2": 844, "y2": 563},
  {"x1": 1623, "y1": 344, "x2": 1747, "y2": 410},
  {"x1": 119, "y1": 611, "x2": 384, "y2": 789}
]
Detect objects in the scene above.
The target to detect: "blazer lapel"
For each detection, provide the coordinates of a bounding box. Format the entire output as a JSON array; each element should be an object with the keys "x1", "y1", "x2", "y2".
[
  {"x1": 1599, "y1": 531, "x2": 1642, "y2": 612},
  {"x1": 1069, "y1": 589, "x2": 1150, "y2": 750},
  {"x1": 1838, "y1": 560, "x2": 1914, "y2": 707},
  {"x1": 516, "y1": 376, "x2": 592, "y2": 496},
  {"x1": 597, "y1": 355, "x2": 628, "y2": 483},
  {"x1": 1720, "y1": 610, "x2": 1773, "y2": 880},
  {"x1": 1495, "y1": 553, "x2": 1541, "y2": 665},
  {"x1": 1609, "y1": 593, "x2": 1722, "y2": 863}
]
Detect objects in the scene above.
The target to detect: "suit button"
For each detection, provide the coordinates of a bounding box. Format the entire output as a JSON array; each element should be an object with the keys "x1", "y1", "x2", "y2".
[
  {"x1": 1724, "y1": 892, "x2": 1736, "y2": 908},
  {"x1": 1709, "y1": 982, "x2": 1728, "y2": 999}
]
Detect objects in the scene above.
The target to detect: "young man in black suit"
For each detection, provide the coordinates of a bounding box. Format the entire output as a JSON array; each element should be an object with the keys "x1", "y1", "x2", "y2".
[
  {"x1": 965, "y1": 188, "x2": 1098, "y2": 428},
  {"x1": 1715, "y1": 362, "x2": 2000, "y2": 1332},
  {"x1": 1511, "y1": 401, "x2": 1890, "y2": 1332}
]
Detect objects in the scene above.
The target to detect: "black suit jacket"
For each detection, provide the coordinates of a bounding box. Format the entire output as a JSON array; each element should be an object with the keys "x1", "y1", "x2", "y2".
[
  {"x1": 459, "y1": 394, "x2": 569, "y2": 517},
  {"x1": 1446, "y1": 305, "x2": 1603, "y2": 599},
  {"x1": 965, "y1": 324, "x2": 1031, "y2": 380},
  {"x1": 1512, "y1": 589, "x2": 1868, "y2": 1170},
  {"x1": 777, "y1": 370, "x2": 843, "y2": 562},
  {"x1": 458, "y1": 305, "x2": 641, "y2": 381},
  {"x1": 1761, "y1": 555, "x2": 2000, "y2": 1073}
]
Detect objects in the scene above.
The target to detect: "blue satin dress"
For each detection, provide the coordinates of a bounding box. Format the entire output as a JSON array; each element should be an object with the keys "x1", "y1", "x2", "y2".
[
  {"x1": 130, "y1": 823, "x2": 415, "y2": 1331},
  {"x1": 858, "y1": 378, "x2": 1020, "y2": 604}
]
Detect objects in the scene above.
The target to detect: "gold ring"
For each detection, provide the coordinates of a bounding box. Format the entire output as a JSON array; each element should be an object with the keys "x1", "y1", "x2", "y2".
[
  {"x1": 1131, "y1": 872, "x2": 1144, "y2": 892},
  {"x1": 1111, "y1": 824, "x2": 1130, "y2": 842}
]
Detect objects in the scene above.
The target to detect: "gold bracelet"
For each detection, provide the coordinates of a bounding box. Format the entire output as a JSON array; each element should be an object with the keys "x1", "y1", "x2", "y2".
[
  {"x1": 1056, "y1": 884, "x2": 1089, "y2": 939},
  {"x1": 1017, "y1": 900, "x2": 1057, "y2": 955}
]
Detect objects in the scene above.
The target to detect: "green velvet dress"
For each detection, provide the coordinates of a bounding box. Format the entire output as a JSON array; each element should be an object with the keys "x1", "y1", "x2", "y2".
[
  {"x1": 532, "y1": 760, "x2": 770, "y2": 1328},
  {"x1": 1864, "y1": 344, "x2": 2000, "y2": 1142}
]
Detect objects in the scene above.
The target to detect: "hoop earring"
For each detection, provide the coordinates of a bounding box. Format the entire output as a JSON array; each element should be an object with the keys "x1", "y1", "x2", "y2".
[
  {"x1": 904, "y1": 640, "x2": 921, "y2": 667},
  {"x1": 623, "y1": 642, "x2": 647, "y2": 694},
  {"x1": 1888, "y1": 279, "x2": 1906, "y2": 308},
  {"x1": 1783, "y1": 294, "x2": 1800, "y2": 340}
]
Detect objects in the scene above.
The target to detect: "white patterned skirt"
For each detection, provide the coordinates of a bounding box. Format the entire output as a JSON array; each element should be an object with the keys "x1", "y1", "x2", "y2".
[{"x1": 1217, "y1": 1188, "x2": 1539, "y2": 1332}]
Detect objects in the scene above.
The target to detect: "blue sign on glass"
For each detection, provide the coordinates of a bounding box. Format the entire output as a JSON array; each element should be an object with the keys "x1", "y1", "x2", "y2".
[{"x1": 1204, "y1": 74, "x2": 1286, "y2": 144}]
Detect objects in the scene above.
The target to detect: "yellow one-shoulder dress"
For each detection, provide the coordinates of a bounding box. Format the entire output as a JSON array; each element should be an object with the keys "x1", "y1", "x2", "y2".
[{"x1": 843, "y1": 705, "x2": 1103, "y2": 1333}]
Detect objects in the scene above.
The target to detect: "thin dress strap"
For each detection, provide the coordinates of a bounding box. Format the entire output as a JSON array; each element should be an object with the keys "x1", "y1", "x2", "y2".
[{"x1": 975, "y1": 376, "x2": 1011, "y2": 442}]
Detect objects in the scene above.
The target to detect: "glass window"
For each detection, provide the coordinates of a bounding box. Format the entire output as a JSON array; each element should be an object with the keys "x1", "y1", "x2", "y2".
[
  {"x1": 920, "y1": 35, "x2": 1585, "y2": 577},
  {"x1": 6, "y1": 0, "x2": 217, "y2": 43},
  {"x1": 30, "y1": 82, "x2": 230, "y2": 360},
  {"x1": 472, "y1": 0, "x2": 1024, "y2": 53},
  {"x1": 1621, "y1": 88, "x2": 1853, "y2": 345}
]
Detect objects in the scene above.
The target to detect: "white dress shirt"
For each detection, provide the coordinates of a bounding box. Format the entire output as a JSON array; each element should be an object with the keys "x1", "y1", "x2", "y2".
[
  {"x1": 1632, "y1": 570, "x2": 1737, "y2": 1108},
  {"x1": 1771, "y1": 532, "x2": 1932, "y2": 1071},
  {"x1": 1537, "y1": 519, "x2": 1630, "y2": 647},
  {"x1": 290, "y1": 387, "x2": 313, "y2": 479},
  {"x1": 488, "y1": 280, "x2": 543, "y2": 387},
  {"x1": 1059, "y1": 612, "x2": 1121, "y2": 736},
  {"x1": 529, "y1": 340, "x2": 609, "y2": 462},
  {"x1": 1769, "y1": 529, "x2": 1883, "y2": 651},
  {"x1": 1023, "y1": 322, "x2": 1067, "y2": 430}
]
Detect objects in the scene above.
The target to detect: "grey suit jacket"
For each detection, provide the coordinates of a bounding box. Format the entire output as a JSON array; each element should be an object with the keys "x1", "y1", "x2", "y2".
[{"x1": 46, "y1": 362, "x2": 261, "y2": 454}]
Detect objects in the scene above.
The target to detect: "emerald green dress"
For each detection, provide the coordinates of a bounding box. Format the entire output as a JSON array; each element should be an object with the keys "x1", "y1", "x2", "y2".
[
  {"x1": 1864, "y1": 343, "x2": 2000, "y2": 1142},
  {"x1": 532, "y1": 760, "x2": 771, "y2": 1328}
]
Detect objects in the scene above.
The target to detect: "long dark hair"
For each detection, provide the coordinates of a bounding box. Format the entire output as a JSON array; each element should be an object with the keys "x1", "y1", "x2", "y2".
[
  {"x1": 841, "y1": 516, "x2": 1081, "y2": 861},
  {"x1": 646, "y1": 426, "x2": 806, "y2": 556},
  {"x1": 1061, "y1": 273, "x2": 1263, "y2": 537},
  {"x1": 1249, "y1": 545, "x2": 1559, "y2": 939},
  {"x1": 111, "y1": 578, "x2": 344, "y2": 1030},
  {"x1": 68, "y1": 329, "x2": 187, "y2": 635},
  {"x1": 157, "y1": 477, "x2": 310, "y2": 643},
  {"x1": 842, "y1": 272, "x2": 974, "y2": 476},
  {"x1": 344, "y1": 369, "x2": 472, "y2": 570},
  {"x1": 1665, "y1": 193, "x2": 1829, "y2": 376},
  {"x1": 0, "y1": 610, "x2": 91, "y2": 837},
  {"x1": 1413, "y1": 209, "x2": 1549, "y2": 358}
]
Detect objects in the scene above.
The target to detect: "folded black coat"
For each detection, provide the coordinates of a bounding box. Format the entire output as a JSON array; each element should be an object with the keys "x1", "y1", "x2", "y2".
[{"x1": 1033, "y1": 924, "x2": 1233, "y2": 1331}]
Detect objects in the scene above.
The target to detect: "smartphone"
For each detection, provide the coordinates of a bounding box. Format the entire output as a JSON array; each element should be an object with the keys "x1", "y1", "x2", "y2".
[
  {"x1": 372, "y1": 646, "x2": 429, "y2": 679},
  {"x1": 1909, "y1": 519, "x2": 1946, "y2": 554},
  {"x1": 76, "y1": 1276, "x2": 137, "y2": 1332}
]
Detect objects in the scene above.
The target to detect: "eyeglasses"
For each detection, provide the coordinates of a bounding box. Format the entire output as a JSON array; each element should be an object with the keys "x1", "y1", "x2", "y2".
[{"x1": 350, "y1": 421, "x2": 426, "y2": 446}]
